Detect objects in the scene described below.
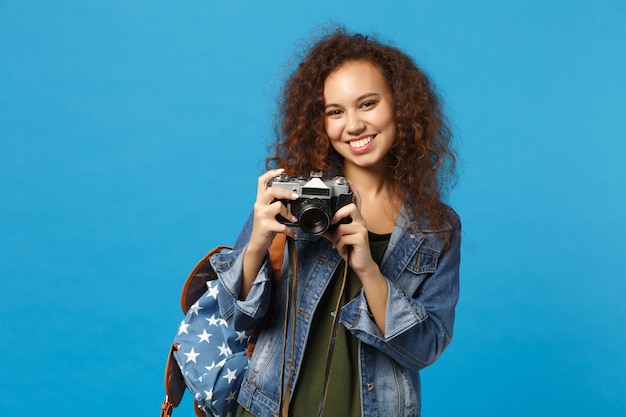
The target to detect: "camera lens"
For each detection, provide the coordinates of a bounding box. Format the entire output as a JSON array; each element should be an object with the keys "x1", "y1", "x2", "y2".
[{"x1": 298, "y1": 199, "x2": 331, "y2": 236}]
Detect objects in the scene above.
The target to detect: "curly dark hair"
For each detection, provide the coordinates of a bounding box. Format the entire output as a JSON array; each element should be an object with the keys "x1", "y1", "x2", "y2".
[{"x1": 267, "y1": 28, "x2": 457, "y2": 231}]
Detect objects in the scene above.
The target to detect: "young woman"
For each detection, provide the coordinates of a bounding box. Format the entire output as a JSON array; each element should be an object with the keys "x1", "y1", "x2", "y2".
[{"x1": 212, "y1": 28, "x2": 461, "y2": 417}]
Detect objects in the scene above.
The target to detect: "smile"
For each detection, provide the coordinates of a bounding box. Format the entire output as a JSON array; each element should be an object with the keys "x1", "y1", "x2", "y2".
[{"x1": 349, "y1": 136, "x2": 374, "y2": 149}]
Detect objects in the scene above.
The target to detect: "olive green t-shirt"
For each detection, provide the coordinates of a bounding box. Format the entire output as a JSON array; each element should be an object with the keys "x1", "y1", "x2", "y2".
[{"x1": 238, "y1": 232, "x2": 390, "y2": 417}]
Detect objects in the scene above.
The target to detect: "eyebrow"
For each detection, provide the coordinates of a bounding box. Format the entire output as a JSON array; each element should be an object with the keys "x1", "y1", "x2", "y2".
[{"x1": 324, "y1": 93, "x2": 380, "y2": 110}]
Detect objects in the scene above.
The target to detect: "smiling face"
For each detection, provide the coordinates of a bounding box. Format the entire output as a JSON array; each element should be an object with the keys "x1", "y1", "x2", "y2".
[{"x1": 323, "y1": 60, "x2": 396, "y2": 174}]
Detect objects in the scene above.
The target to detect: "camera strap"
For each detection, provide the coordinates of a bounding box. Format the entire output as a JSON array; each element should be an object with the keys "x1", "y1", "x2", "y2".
[
  {"x1": 279, "y1": 236, "x2": 298, "y2": 417},
  {"x1": 315, "y1": 252, "x2": 349, "y2": 417},
  {"x1": 276, "y1": 235, "x2": 350, "y2": 417}
]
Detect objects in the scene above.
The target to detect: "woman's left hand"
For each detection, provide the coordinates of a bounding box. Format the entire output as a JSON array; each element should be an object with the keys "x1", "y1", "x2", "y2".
[
  {"x1": 323, "y1": 182, "x2": 389, "y2": 334},
  {"x1": 323, "y1": 184, "x2": 376, "y2": 275}
]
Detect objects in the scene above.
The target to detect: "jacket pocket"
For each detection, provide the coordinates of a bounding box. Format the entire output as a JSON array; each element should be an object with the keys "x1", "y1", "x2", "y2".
[
  {"x1": 407, "y1": 247, "x2": 439, "y2": 275},
  {"x1": 395, "y1": 247, "x2": 441, "y2": 297}
]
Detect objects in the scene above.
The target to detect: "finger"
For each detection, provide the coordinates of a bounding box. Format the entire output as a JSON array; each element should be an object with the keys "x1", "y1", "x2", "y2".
[
  {"x1": 257, "y1": 187, "x2": 300, "y2": 209},
  {"x1": 268, "y1": 187, "x2": 301, "y2": 203},
  {"x1": 333, "y1": 236, "x2": 353, "y2": 259},
  {"x1": 334, "y1": 232, "x2": 372, "y2": 263},
  {"x1": 255, "y1": 200, "x2": 291, "y2": 223},
  {"x1": 346, "y1": 180, "x2": 362, "y2": 210},
  {"x1": 257, "y1": 168, "x2": 285, "y2": 196},
  {"x1": 255, "y1": 218, "x2": 296, "y2": 237},
  {"x1": 270, "y1": 200, "x2": 297, "y2": 223},
  {"x1": 258, "y1": 170, "x2": 301, "y2": 205},
  {"x1": 335, "y1": 230, "x2": 367, "y2": 248},
  {"x1": 257, "y1": 205, "x2": 297, "y2": 236},
  {"x1": 279, "y1": 224, "x2": 296, "y2": 238},
  {"x1": 332, "y1": 202, "x2": 360, "y2": 225}
]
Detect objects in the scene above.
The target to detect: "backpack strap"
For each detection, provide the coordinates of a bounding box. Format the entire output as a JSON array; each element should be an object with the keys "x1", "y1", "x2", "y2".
[
  {"x1": 179, "y1": 245, "x2": 231, "y2": 314},
  {"x1": 269, "y1": 232, "x2": 287, "y2": 280},
  {"x1": 181, "y1": 235, "x2": 286, "y2": 314},
  {"x1": 161, "y1": 344, "x2": 185, "y2": 417}
]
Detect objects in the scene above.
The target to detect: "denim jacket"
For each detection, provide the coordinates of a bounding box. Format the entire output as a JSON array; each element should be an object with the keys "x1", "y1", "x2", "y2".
[{"x1": 210, "y1": 205, "x2": 461, "y2": 417}]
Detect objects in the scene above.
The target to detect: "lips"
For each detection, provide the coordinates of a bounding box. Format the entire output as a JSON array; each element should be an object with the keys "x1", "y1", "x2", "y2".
[{"x1": 348, "y1": 135, "x2": 374, "y2": 149}]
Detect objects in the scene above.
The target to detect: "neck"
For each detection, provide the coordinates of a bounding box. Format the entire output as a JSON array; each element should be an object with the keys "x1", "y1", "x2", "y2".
[
  {"x1": 343, "y1": 162, "x2": 402, "y2": 234},
  {"x1": 343, "y1": 162, "x2": 392, "y2": 199},
  {"x1": 344, "y1": 160, "x2": 396, "y2": 200}
]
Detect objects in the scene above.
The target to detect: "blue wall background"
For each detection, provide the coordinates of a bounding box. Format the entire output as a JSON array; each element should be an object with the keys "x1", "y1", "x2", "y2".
[{"x1": 1, "y1": 1, "x2": 624, "y2": 416}]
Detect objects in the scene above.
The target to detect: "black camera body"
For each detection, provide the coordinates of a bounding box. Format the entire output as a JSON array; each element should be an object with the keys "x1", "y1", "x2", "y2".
[{"x1": 271, "y1": 172, "x2": 354, "y2": 236}]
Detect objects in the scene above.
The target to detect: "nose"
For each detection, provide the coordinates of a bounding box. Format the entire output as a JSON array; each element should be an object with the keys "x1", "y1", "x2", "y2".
[{"x1": 345, "y1": 110, "x2": 366, "y2": 135}]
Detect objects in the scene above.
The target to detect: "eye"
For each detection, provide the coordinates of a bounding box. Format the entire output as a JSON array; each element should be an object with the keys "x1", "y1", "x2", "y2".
[
  {"x1": 325, "y1": 108, "x2": 343, "y2": 117},
  {"x1": 360, "y1": 100, "x2": 377, "y2": 109}
]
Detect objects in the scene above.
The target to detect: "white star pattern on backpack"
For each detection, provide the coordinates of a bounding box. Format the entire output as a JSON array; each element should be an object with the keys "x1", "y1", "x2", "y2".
[{"x1": 173, "y1": 280, "x2": 250, "y2": 417}]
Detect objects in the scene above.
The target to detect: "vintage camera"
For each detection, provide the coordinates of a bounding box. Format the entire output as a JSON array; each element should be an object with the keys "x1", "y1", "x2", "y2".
[{"x1": 271, "y1": 172, "x2": 354, "y2": 236}]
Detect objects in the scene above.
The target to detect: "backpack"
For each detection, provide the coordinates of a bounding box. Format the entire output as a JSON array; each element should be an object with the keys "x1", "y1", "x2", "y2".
[{"x1": 161, "y1": 235, "x2": 286, "y2": 417}]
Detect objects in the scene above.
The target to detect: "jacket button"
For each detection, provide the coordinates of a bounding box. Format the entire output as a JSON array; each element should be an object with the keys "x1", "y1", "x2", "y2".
[{"x1": 366, "y1": 382, "x2": 374, "y2": 391}]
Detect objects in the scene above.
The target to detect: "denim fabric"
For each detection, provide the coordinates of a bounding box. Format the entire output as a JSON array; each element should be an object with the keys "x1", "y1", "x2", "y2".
[{"x1": 211, "y1": 205, "x2": 461, "y2": 417}]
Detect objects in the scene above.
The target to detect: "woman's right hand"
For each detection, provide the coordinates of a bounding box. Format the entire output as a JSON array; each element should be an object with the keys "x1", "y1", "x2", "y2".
[
  {"x1": 249, "y1": 168, "x2": 299, "y2": 252},
  {"x1": 241, "y1": 168, "x2": 299, "y2": 298}
]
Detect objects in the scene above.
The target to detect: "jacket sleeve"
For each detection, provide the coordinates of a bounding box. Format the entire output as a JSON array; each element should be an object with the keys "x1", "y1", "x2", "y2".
[
  {"x1": 210, "y1": 212, "x2": 274, "y2": 331},
  {"x1": 339, "y1": 216, "x2": 461, "y2": 371}
]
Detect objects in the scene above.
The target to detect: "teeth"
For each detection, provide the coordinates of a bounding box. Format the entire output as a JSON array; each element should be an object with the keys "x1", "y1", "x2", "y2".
[{"x1": 349, "y1": 136, "x2": 373, "y2": 149}]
